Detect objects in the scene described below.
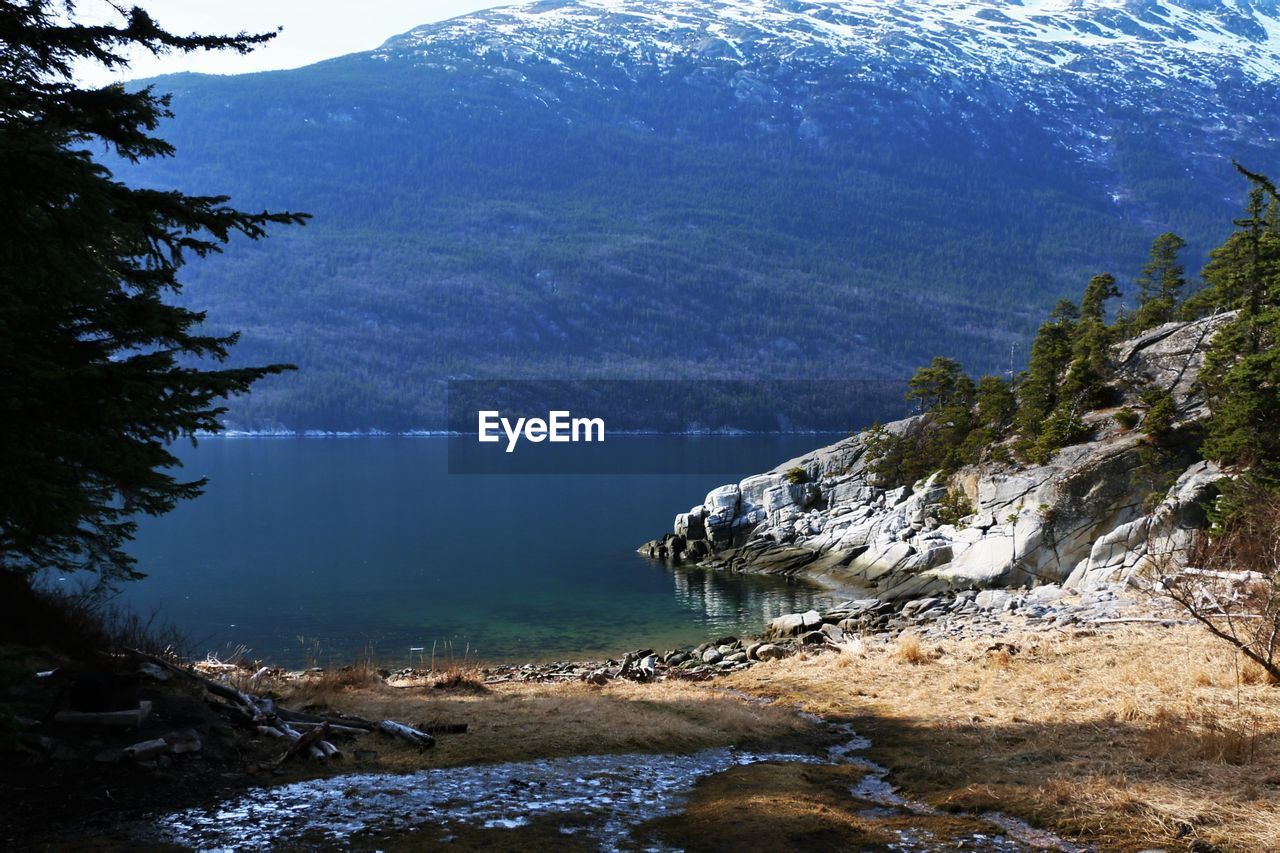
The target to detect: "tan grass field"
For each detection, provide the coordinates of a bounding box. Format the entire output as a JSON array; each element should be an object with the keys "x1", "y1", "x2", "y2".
[
  {"x1": 726, "y1": 625, "x2": 1280, "y2": 851},
  {"x1": 271, "y1": 673, "x2": 819, "y2": 772},
  {"x1": 255, "y1": 623, "x2": 1280, "y2": 850}
]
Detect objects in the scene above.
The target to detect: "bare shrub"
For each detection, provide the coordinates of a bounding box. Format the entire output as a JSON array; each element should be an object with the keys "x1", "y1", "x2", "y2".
[
  {"x1": 1158, "y1": 485, "x2": 1280, "y2": 684},
  {"x1": 0, "y1": 574, "x2": 187, "y2": 661},
  {"x1": 895, "y1": 634, "x2": 931, "y2": 665}
]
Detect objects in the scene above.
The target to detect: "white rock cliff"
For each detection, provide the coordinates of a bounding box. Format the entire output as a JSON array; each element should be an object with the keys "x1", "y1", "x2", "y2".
[{"x1": 642, "y1": 313, "x2": 1233, "y2": 598}]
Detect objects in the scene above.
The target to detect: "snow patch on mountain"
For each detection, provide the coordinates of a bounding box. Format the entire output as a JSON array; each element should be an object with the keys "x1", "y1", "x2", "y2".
[{"x1": 380, "y1": 0, "x2": 1280, "y2": 83}]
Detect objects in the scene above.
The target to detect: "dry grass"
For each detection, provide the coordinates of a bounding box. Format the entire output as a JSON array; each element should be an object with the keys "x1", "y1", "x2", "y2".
[
  {"x1": 268, "y1": 676, "x2": 817, "y2": 772},
  {"x1": 727, "y1": 625, "x2": 1280, "y2": 851},
  {"x1": 894, "y1": 633, "x2": 933, "y2": 666},
  {"x1": 633, "y1": 762, "x2": 1003, "y2": 851},
  {"x1": 137, "y1": 624, "x2": 1279, "y2": 850}
]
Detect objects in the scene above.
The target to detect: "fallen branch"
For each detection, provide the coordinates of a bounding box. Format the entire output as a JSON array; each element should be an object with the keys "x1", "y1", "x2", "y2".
[
  {"x1": 287, "y1": 721, "x2": 370, "y2": 736},
  {"x1": 1175, "y1": 568, "x2": 1266, "y2": 583},
  {"x1": 127, "y1": 648, "x2": 354, "y2": 742},
  {"x1": 378, "y1": 719, "x2": 435, "y2": 749},
  {"x1": 1084, "y1": 617, "x2": 1191, "y2": 625},
  {"x1": 127, "y1": 649, "x2": 257, "y2": 715},
  {"x1": 278, "y1": 723, "x2": 328, "y2": 765},
  {"x1": 276, "y1": 707, "x2": 375, "y2": 730}
]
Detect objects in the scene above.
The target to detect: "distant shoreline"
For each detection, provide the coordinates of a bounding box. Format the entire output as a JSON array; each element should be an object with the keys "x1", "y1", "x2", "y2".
[{"x1": 198, "y1": 429, "x2": 850, "y2": 438}]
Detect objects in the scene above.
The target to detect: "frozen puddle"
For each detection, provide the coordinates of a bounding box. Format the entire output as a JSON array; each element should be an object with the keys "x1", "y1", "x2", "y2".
[
  {"x1": 147, "y1": 746, "x2": 820, "y2": 850},
  {"x1": 144, "y1": 727, "x2": 1090, "y2": 851}
]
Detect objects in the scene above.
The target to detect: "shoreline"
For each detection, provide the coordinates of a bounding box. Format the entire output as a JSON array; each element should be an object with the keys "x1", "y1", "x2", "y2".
[
  {"x1": 197, "y1": 429, "x2": 852, "y2": 438},
  {"x1": 11, "y1": 594, "x2": 1274, "y2": 850},
  {"x1": 200, "y1": 577, "x2": 1179, "y2": 686}
]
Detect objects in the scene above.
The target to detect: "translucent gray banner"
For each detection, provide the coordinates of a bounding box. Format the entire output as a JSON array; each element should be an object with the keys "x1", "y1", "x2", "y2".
[{"x1": 446, "y1": 379, "x2": 909, "y2": 474}]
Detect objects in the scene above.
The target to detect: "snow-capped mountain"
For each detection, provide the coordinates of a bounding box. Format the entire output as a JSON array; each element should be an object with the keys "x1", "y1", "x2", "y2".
[
  {"x1": 388, "y1": 0, "x2": 1280, "y2": 82},
  {"x1": 379, "y1": 0, "x2": 1279, "y2": 164},
  {"x1": 125, "y1": 1, "x2": 1280, "y2": 428}
]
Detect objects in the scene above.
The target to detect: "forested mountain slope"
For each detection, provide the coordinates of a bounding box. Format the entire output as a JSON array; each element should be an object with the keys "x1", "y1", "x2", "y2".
[{"x1": 116, "y1": 0, "x2": 1280, "y2": 429}]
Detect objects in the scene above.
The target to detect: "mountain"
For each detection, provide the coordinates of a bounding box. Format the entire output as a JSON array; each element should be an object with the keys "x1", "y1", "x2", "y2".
[{"x1": 117, "y1": 0, "x2": 1280, "y2": 430}]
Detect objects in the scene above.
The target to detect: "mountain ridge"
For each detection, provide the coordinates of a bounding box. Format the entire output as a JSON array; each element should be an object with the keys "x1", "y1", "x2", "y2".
[{"x1": 115, "y1": 0, "x2": 1279, "y2": 430}]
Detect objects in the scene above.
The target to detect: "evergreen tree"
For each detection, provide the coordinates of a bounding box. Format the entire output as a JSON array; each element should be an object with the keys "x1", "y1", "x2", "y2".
[
  {"x1": 1080, "y1": 272, "x2": 1120, "y2": 325},
  {"x1": 957, "y1": 374, "x2": 1016, "y2": 464},
  {"x1": 0, "y1": 2, "x2": 306, "y2": 586},
  {"x1": 1139, "y1": 387, "x2": 1177, "y2": 441},
  {"x1": 1195, "y1": 166, "x2": 1280, "y2": 485},
  {"x1": 1014, "y1": 299, "x2": 1078, "y2": 458},
  {"x1": 865, "y1": 359, "x2": 979, "y2": 486},
  {"x1": 1061, "y1": 273, "x2": 1121, "y2": 411},
  {"x1": 974, "y1": 374, "x2": 1016, "y2": 431},
  {"x1": 1133, "y1": 233, "x2": 1188, "y2": 330},
  {"x1": 906, "y1": 356, "x2": 974, "y2": 413}
]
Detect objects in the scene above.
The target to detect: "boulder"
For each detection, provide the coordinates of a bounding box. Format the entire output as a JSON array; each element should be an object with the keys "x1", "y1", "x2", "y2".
[
  {"x1": 1066, "y1": 460, "x2": 1223, "y2": 590},
  {"x1": 739, "y1": 473, "x2": 784, "y2": 512},
  {"x1": 164, "y1": 729, "x2": 203, "y2": 755},
  {"x1": 705, "y1": 484, "x2": 741, "y2": 512},
  {"x1": 901, "y1": 597, "x2": 940, "y2": 617},
  {"x1": 974, "y1": 589, "x2": 1012, "y2": 611},
  {"x1": 1028, "y1": 584, "x2": 1064, "y2": 604},
  {"x1": 638, "y1": 655, "x2": 658, "y2": 681},
  {"x1": 754, "y1": 643, "x2": 789, "y2": 661},
  {"x1": 768, "y1": 613, "x2": 806, "y2": 637}
]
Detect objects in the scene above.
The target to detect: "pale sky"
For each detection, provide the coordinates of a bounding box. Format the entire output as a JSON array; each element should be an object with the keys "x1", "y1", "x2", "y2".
[{"x1": 74, "y1": 1, "x2": 511, "y2": 85}]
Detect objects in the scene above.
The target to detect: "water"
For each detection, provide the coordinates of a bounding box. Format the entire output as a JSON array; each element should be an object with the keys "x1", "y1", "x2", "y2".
[
  {"x1": 142, "y1": 721, "x2": 1088, "y2": 851},
  {"x1": 122, "y1": 435, "x2": 841, "y2": 667}
]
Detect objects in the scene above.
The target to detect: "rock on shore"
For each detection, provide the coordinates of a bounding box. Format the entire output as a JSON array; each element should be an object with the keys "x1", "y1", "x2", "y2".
[
  {"x1": 483, "y1": 579, "x2": 1181, "y2": 687},
  {"x1": 640, "y1": 314, "x2": 1232, "y2": 600}
]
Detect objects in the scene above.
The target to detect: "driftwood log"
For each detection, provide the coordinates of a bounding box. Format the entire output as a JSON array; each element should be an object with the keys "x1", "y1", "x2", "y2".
[
  {"x1": 276, "y1": 706, "x2": 375, "y2": 730},
  {"x1": 378, "y1": 719, "x2": 435, "y2": 749},
  {"x1": 278, "y1": 723, "x2": 330, "y2": 764},
  {"x1": 127, "y1": 649, "x2": 452, "y2": 756},
  {"x1": 287, "y1": 721, "x2": 371, "y2": 736}
]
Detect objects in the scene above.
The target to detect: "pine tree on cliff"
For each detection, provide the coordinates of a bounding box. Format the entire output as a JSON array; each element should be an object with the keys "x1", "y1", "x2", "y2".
[
  {"x1": 0, "y1": 2, "x2": 307, "y2": 589},
  {"x1": 1193, "y1": 165, "x2": 1280, "y2": 496},
  {"x1": 1014, "y1": 299, "x2": 1078, "y2": 461},
  {"x1": 905, "y1": 356, "x2": 974, "y2": 413},
  {"x1": 1059, "y1": 273, "x2": 1121, "y2": 412},
  {"x1": 957, "y1": 374, "x2": 1016, "y2": 465},
  {"x1": 1132, "y1": 233, "x2": 1188, "y2": 331}
]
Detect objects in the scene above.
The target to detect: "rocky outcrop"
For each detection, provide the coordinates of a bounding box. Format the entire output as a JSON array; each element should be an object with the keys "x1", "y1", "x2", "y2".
[
  {"x1": 640, "y1": 314, "x2": 1234, "y2": 599},
  {"x1": 1065, "y1": 459, "x2": 1221, "y2": 590}
]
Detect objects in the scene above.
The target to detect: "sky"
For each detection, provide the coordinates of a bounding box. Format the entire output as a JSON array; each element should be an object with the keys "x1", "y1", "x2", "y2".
[{"x1": 73, "y1": 1, "x2": 510, "y2": 85}]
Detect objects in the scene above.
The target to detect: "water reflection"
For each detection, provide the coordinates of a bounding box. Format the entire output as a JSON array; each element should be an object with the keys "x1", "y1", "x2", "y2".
[{"x1": 667, "y1": 565, "x2": 839, "y2": 633}]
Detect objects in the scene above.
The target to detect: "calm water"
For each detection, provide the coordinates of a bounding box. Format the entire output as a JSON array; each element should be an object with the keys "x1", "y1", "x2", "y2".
[{"x1": 122, "y1": 436, "x2": 840, "y2": 667}]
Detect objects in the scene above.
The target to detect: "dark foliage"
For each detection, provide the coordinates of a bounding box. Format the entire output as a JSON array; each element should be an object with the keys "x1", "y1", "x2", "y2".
[
  {"x1": 0, "y1": 1, "x2": 305, "y2": 585},
  {"x1": 864, "y1": 166, "x2": 1280, "y2": 516}
]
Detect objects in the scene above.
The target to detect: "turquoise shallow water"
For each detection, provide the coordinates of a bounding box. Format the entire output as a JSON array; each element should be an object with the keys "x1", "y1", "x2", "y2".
[{"x1": 121, "y1": 436, "x2": 840, "y2": 666}]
